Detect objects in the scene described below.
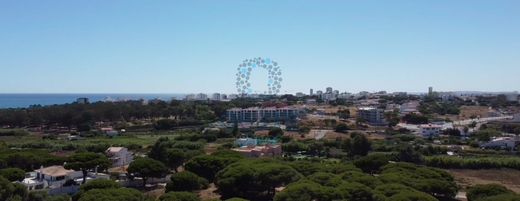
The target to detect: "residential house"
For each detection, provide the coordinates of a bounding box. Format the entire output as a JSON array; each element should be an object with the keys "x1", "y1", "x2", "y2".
[
  {"x1": 106, "y1": 147, "x2": 134, "y2": 167},
  {"x1": 419, "y1": 124, "x2": 442, "y2": 137},
  {"x1": 481, "y1": 137, "x2": 519, "y2": 150},
  {"x1": 232, "y1": 144, "x2": 282, "y2": 158}
]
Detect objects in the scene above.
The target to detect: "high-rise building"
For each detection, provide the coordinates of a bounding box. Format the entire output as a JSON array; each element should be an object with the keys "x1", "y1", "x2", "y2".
[
  {"x1": 212, "y1": 93, "x2": 221, "y2": 101},
  {"x1": 310, "y1": 89, "x2": 314, "y2": 96},
  {"x1": 326, "y1": 87, "x2": 333, "y2": 94},
  {"x1": 428, "y1": 87, "x2": 433, "y2": 95},
  {"x1": 196, "y1": 93, "x2": 208, "y2": 100},
  {"x1": 227, "y1": 107, "x2": 305, "y2": 123}
]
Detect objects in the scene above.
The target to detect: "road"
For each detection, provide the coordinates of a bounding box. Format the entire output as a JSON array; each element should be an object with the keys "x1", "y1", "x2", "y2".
[{"x1": 453, "y1": 116, "x2": 513, "y2": 126}]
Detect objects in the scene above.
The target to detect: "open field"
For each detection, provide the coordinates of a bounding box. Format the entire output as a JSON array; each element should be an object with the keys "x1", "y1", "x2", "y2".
[
  {"x1": 459, "y1": 106, "x2": 491, "y2": 119},
  {"x1": 448, "y1": 169, "x2": 520, "y2": 193},
  {"x1": 0, "y1": 131, "x2": 184, "y2": 151}
]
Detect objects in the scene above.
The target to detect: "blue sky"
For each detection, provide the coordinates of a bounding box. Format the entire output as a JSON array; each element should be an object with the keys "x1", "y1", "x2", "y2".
[{"x1": 1, "y1": 0, "x2": 519, "y2": 94}]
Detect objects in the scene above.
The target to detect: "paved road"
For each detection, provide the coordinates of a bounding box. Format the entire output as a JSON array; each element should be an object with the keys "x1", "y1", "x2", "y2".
[{"x1": 453, "y1": 116, "x2": 513, "y2": 126}]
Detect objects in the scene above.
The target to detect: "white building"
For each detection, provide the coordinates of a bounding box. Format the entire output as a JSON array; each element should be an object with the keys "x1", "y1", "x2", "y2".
[
  {"x1": 481, "y1": 137, "x2": 519, "y2": 150},
  {"x1": 20, "y1": 165, "x2": 110, "y2": 192},
  {"x1": 400, "y1": 101, "x2": 420, "y2": 116},
  {"x1": 322, "y1": 93, "x2": 337, "y2": 101},
  {"x1": 185, "y1": 94, "x2": 196, "y2": 101},
  {"x1": 212, "y1": 93, "x2": 221, "y2": 101},
  {"x1": 295, "y1": 92, "x2": 305, "y2": 98},
  {"x1": 505, "y1": 93, "x2": 519, "y2": 102},
  {"x1": 106, "y1": 147, "x2": 134, "y2": 167},
  {"x1": 419, "y1": 124, "x2": 442, "y2": 137},
  {"x1": 326, "y1": 87, "x2": 333, "y2": 94},
  {"x1": 357, "y1": 107, "x2": 386, "y2": 126},
  {"x1": 101, "y1": 127, "x2": 119, "y2": 137},
  {"x1": 228, "y1": 94, "x2": 239, "y2": 100},
  {"x1": 196, "y1": 93, "x2": 208, "y2": 100}
]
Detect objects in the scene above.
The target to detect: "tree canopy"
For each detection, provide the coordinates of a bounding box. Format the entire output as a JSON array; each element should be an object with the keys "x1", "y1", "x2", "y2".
[
  {"x1": 0, "y1": 168, "x2": 25, "y2": 182},
  {"x1": 159, "y1": 192, "x2": 200, "y2": 201},
  {"x1": 65, "y1": 152, "x2": 110, "y2": 184},
  {"x1": 185, "y1": 152, "x2": 243, "y2": 182},
  {"x1": 77, "y1": 188, "x2": 148, "y2": 201},
  {"x1": 166, "y1": 171, "x2": 209, "y2": 192},
  {"x1": 466, "y1": 184, "x2": 514, "y2": 201},
  {"x1": 128, "y1": 158, "x2": 168, "y2": 188},
  {"x1": 0, "y1": 176, "x2": 28, "y2": 201},
  {"x1": 215, "y1": 160, "x2": 302, "y2": 200}
]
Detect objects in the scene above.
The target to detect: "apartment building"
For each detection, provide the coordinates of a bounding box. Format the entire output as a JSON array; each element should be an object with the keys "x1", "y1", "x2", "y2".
[{"x1": 227, "y1": 107, "x2": 304, "y2": 123}]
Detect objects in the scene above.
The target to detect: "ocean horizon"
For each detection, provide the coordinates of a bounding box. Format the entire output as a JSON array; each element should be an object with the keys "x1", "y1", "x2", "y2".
[{"x1": 0, "y1": 93, "x2": 188, "y2": 109}]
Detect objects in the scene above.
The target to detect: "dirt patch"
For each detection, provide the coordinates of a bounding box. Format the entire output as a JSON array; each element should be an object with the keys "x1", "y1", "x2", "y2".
[
  {"x1": 144, "y1": 188, "x2": 165, "y2": 200},
  {"x1": 204, "y1": 143, "x2": 220, "y2": 155},
  {"x1": 199, "y1": 183, "x2": 220, "y2": 200},
  {"x1": 459, "y1": 106, "x2": 491, "y2": 120},
  {"x1": 447, "y1": 169, "x2": 520, "y2": 193}
]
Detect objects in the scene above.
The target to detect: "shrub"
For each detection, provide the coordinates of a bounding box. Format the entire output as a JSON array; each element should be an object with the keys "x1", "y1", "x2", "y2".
[
  {"x1": 466, "y1": 184, "x2": 513, "y2": 201},
  {"x1": 159, "y1": 192, "x2": 200, "y2": 201},
  {"x1": 0, "y1": 168, "x2": 25, "y2": 181}
]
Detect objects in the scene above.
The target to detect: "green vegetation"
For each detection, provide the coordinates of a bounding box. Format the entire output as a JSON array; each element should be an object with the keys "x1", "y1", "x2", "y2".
[
  {"x1": 467, "y1": 184, "x2": 513, "y2": 201},
  {"x1": 425, "y1": 156, "x2": 520, "y2": 170},
  {"x1": 0, "y1": 99, "x2": 255, "y2": 129},
  {"x1": 215, "y1": 159, "x2": 302, "y2": 200},
  {"x1": 419, "y1": 101, "x2": 460, "y2": 115},
  {"x1": 0, "y1": 129, "x2": 29, "y2": 136},
  {"x1": 0, "y1": 149, "x2": 65, "y2": 171},
  {"x1": 128, "y1": 158, "x2": 169, "y2": 187},
  {"x1": 342, "y1": 133, "x2": 372, "y2": 157},
  {"x1": 185, "y1": 151, "x2": 244, "y2": 182},
  {"x1": 274, "y1": 161, "x2": 457, "y2": 201},
  {"x1": 402, "y1": 113, "x2": 429, "y2": 124},
  {"x1": 334, "y1": 123, "x2": 349, "y2": 133},
  {"x1": 0, "y1": 168, "x2": 25, "y2": 181},
  {"x1": 3, "y1": 95, "x2": 519, "y2": 201},
  {"x1": 473, "y1": 128, "x2": 502, "y2": 141},
  {"x1": 166, "y1": 171, "x2": 209, "y2": 192},
  {"x1": 466, "y1": 184, "x2": 520, "y2": 201},
  {"x1": 65, "y1": 152, "x2": 110, "y2": 184},
  {"x1": 78, "y1": 188, "x2": 148, "y2": 201},
  {"x1": 0, "y1": 176, "x2": 28, "y2": 201},
  {"x1": 159, "y1": 192, "x2": 200, "y2": 201}
]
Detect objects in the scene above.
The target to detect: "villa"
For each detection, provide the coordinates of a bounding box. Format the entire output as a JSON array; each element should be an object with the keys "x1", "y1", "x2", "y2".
[{"x1": 106, "y1": 147, "x2": 134, "y2": 167}]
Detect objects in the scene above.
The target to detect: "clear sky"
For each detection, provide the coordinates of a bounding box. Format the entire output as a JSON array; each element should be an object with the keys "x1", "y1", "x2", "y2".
[{"x1": 1, "y1": 0, "x2": 519, "y2": 94}]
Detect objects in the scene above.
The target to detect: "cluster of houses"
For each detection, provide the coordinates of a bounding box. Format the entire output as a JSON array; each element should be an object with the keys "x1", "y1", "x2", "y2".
[
  {"x1": 231, "y1": 137, "x2": 282, "y2": 158},
  {"x1": 17, "y1": 147, "x2": 134, "y2": 195},
  {"x1": 17, "y1": 137, "x2": 284, "y2": 196}
]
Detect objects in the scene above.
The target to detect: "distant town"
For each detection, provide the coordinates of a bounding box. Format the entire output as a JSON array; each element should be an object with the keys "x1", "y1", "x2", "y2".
[{"x1": 1, "y1": 86, "x2": 520, "y2": 201}]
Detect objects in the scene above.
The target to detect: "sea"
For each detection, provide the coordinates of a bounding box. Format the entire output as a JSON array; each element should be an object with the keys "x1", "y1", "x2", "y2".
[{"x1": 0, "y1": 94, "x2": 187, "y2": 109}]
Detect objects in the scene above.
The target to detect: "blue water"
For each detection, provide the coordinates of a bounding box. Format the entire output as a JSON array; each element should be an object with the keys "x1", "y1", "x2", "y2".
[{"x1": 0, "y1": 94, "x2": 187, "y2": 109}]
